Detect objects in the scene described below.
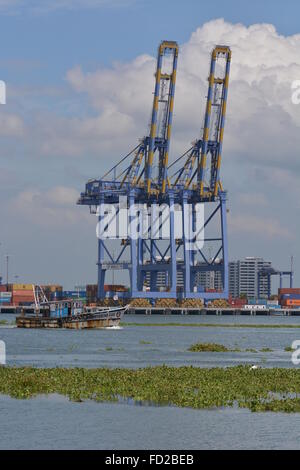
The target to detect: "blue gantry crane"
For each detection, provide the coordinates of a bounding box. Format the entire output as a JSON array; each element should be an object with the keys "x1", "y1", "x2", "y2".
[
  {"x1": 258, "y1": 267, "x2": 294, "y2": 298},
  {"x1": 78, "y1": 42, "x2": 232, "y2": 301}
]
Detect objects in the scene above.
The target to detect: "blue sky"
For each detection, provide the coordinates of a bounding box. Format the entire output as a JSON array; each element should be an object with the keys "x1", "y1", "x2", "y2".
[
  {"x1": 1, "y1": 0, "x2": 300, "y2": 290},
  {"x1": 1, "y1": 0, "x2": 299, "y2": 86}
]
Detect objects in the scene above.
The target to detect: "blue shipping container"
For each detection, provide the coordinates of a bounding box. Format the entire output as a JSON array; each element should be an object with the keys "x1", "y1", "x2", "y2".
[
  {"x1": 50, "y1": 291, "x2": 63, "y2": 300},
  {"x1": 63, "y1": 291, "x2": 86, "y2": 298},
  {"x1": 248, "y1": 299, "x2": 267, "y2": 305},
  {"x1": 281, "y1": 294, "x2": 300, "y2": 300}
]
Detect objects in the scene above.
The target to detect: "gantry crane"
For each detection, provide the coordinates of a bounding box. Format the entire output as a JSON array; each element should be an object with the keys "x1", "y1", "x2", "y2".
[
  {"x1": 78, "y1": 42, "x2": 232, "y2": 301},
  {"x1": 170, "y1": 45, "x2": 231, "y2": 298}
]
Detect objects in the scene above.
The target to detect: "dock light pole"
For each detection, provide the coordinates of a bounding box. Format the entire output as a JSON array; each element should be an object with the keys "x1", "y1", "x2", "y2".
[
  {"x1": 0, "y1": 242, "x2": 2, "y2": 285},
  {"x1": 6, "y1": 255, "x2": 9, "y2": 289}
]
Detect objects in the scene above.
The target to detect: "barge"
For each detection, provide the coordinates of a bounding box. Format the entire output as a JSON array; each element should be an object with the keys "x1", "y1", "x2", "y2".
[{"x1": 16, "y1": 287, "x2": 126, "y2": 329}]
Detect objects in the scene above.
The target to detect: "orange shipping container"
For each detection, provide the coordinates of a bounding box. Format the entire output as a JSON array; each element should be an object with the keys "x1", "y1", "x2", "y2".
[
  {"x1": 13, "y1": 294, "x2": 34, "y2": 299},
  {"x1": 279, "y1": 288, "x2": 300, "y2": 297},
  {"x1": 12, "y1": 289, "x2": 34, "y2": 296},
  {"x1": 282, "y1": 299, "x2": 300, "y2": 306},
  {"x1": 13, "y1": 283, "x2": 33, "y2": 290},
  {"x1": 42, "y1": 285, "x2": 63, "y2": 292},
  {"x1": 12, "y1": 295, "x2": 34, "y2": 301}
]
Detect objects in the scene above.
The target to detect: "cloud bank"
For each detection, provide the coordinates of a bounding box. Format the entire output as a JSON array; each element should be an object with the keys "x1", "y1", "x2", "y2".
[{"x1": 2, "y1": 18, "x2": 300, "y2": 282}]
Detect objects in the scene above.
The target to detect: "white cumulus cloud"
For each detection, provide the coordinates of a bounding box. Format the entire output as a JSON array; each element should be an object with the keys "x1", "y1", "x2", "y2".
[
  {"x1": 8, "y1": 186, "x2": 91, "y2": 227},
  {"x1": 63, "y1": 18, "x2": 300, "y2": 173}
]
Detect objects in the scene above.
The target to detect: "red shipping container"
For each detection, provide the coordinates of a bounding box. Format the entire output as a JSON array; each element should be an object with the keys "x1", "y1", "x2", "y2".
[
  {"x1": 12, "y1": 295, "x2": 34, "y2": 301},
  {"x1": 12, "y1": 297, "x2": 34, "y2": 301},
  {"x1": 205, "y1": 288, "x2": 222, "y2": 293},
  {"x1": 281, "y1": 299, "x2": 300, "y2": 307},
  {"x1": 12, "y1": 298, "x2": 34, "y2": 303},
  {"x1": 104, "y1": 284, "x2": 127, "y2": 292},
  {"x1": 12, "y1": 289, "x2": 34, "y2": 294},
  {"x1": 230, "y1": 300, "x2": 247, "y2": 306},
  {"x1": 12, "y1": 291, "x2": 34, "y2": 295},
  {"x1": 279, "y1": 288, "x2": 300, "y2": 297}
]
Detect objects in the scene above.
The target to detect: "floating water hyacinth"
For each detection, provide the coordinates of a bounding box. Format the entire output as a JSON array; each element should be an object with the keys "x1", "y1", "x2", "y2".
[
  {"x1": 1, "y1": 365, "x2": 300, "y2": 412},
  {"x1": 188, "y1": 343, "x2": 237, "y2": 352}
]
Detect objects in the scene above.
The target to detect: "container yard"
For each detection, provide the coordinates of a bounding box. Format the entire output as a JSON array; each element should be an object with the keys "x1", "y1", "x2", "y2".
[{"x1": 0, "y1": 281, "x2": 299, "y2": 317}]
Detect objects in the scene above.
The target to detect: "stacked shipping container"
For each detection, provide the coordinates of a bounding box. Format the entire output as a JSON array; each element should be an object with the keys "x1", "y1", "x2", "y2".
[
  {"x1": 8, "y1": 284, "x2": 35, "y2": 305},
  {"x1": 278, "y1": 288, "x2": 300, "y2": 308},
  {"x1": 228, "y1": 296, "x2": 247, "y2": 307},
  {"x1": 63, "y1": 290, "x2": 86, "y2": 299},
  {"x1": 104, "y1": 285, "x2": 128, "y2": 293},
  {"x1": 0, "y1": 292, "x2": 12, "y2": 304},
  {"x1": 86, "y1": 284, "x2": 97, "y2": 304},
  {"x1": 86, "y1": 284, "x2": 129, "y2": 303},
  {"x1": 41, "y1": 285, "x2": 63, "y2": 302}
]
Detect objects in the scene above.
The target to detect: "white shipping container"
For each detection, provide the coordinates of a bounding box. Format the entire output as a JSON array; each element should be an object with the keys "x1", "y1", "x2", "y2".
[
  {"x1": 243, "y1": 304, "x2": 266, "y2": 310},
  {"x1": 0, "y1": 292, "x2": 12, "y2": 298}
]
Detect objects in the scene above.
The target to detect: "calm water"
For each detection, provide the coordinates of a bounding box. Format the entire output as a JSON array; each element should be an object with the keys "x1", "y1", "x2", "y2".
[
  {"x1": 1, "y1": 313, "x2": 300, "y2": 449},
  {"x1": 1, "y1": 394, "x2": 300, "y2": 450},
  {"x1": 1, "y1": 314, "x2": 300, "y2": 368}
]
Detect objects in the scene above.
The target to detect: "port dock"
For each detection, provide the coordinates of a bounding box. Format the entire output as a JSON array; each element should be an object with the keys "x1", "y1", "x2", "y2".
[
  {"x1": 2, "y1": 305, "x2": 300, "y2": 317},
  {"x1": 127, "y1": 307, "x2": 300, "y2": 316}
]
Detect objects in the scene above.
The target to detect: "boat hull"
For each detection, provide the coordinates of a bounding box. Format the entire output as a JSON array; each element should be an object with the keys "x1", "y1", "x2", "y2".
[{"x1": 16, "y1": 307, "x2": 125, "y2": 329}]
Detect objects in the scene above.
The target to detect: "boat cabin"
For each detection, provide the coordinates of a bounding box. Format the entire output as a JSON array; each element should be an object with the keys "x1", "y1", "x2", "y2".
[{"x1": 49, "y1": 300, "x2": 84, "y2": 318}]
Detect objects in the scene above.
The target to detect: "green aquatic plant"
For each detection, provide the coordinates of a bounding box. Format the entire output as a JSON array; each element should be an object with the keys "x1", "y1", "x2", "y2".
[
  {"x1": 2, "y1": 365, "x2": 300, "y2": 412},
  {"x1": 285, "y1": 346, "x2": 294, "y2": 352},
  {"x1": 100, "y1": 347, "x2": 125, "y2": 352},
  {"x1": 188, "y1": 343, "x2": 236, "y2": 352},
  {"x1": 0, "y1": 319, "x2": 16, "y2": 326},
  {"x1": 139, "y1": 340, "x2": 152, "y2": 345},
  {"x1": 188, "y1": 344, "x2": 274, "y2": 353}
]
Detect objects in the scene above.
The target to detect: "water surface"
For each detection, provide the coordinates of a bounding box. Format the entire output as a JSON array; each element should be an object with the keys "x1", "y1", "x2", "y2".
[
  {"x1": 1, "y1": 394, "x2": 300, "y2": 450},
  {"x1": 0, "y1": 314, "x2": 299, "y2": 368},
  {"x1": 1, "y1": 313, "x2": 300, "y2": 450}
]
